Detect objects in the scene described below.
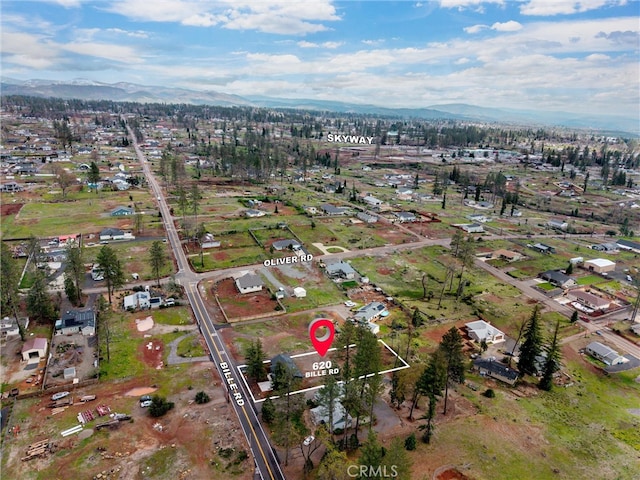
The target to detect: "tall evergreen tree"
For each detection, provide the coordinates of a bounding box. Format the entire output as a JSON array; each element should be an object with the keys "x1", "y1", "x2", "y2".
[
  {"x1": 148, "y1": 240, "x2": 167, "y2": 287},
  {"x1": 96, "y1": 245, "x2": 124, "y2": 304},
  {"x1": 518, "y1": 304, "x2": 543, "y2": 376},
  {"x1": 244, "y1": 339, "x2": 267, "y2": 382},
  {"x1": 87, "y1": 161, "x2": 100, "y2": 190},
  {"x1": 26, "y1": 271, "x2": 56, "y2": 322},
  {"x1": 64, "y1": 244, "x2": 84, "y2": 304},
  {"x1": 438, "y1": 327, "x2": 465, "y2": 414},
  {"x1": 539, "y1": 321, "x2": 562, "y2": 391}
]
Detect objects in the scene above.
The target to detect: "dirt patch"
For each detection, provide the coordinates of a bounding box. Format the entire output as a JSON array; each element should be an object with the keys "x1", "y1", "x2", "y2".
[
  {"x1": 377, "y1": 267, "x2": 392, "y2": 275},
  {"x1": 1, "y1": 202, "x2": 23, "y2": 216},
  {"x1": 124, "y1": 387, "x2": 158, "y2": 397},
  {"x1": 214, "y1": 277, "x2": 279, "y2": 320},
  {"x1": 139, "y1": 339, "x2": 164, "y2": 369},
  {"x1": 436, "y1": 467, "x2": 473, "y2": 480}
]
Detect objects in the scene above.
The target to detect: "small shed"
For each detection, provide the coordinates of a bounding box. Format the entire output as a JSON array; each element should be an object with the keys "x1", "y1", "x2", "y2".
[{"x1": 293, "y1": 287, "x2": 307, "y2": 298}]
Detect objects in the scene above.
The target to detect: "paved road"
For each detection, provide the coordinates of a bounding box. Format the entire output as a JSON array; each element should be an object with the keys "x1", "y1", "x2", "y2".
[{"x1": 128, "y1": 127, "x2": 285, "y2": 480}]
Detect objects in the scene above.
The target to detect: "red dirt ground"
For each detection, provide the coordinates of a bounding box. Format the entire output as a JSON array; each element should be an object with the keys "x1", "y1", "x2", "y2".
[
  {"x1": 139, "y1": 339, "x2": 164, "y2": 369},
  {"x1": 1, "y1": 202, "x2": 23, "y2": 216},
  {"x1": 214, "y1": 277, "x2": 279, "y2": 320}
]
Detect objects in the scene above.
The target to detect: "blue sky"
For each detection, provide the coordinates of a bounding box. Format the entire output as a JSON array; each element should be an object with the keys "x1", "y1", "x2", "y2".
[{"x1": 1, "y1": 1, "x2": 638, "y2": 119}]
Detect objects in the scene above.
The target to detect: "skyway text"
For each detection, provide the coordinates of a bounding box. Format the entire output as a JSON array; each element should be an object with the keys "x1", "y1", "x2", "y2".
[{"x1": 327, "y1": 134, "x2": 375, "y2": 144}]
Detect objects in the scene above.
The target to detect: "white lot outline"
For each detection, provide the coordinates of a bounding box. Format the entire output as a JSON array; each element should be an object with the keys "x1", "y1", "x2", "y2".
[{"x1": 237, "y1": 339, "x2": 411, "y2": 404}]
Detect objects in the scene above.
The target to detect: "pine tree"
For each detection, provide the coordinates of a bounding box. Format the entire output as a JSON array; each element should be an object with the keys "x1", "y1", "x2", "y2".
[
  {"x1": 148, "y1": 241, "x2": 167, "y2": 287},
  {"x1": 96, "y1": 245, "x2": 124, "y2": 304},
  {"x1": 438, "y1": 327, "x2": 465, "y2": 414},
  {"x1": 26, "y1": 271, "x2": 56, "y2": 322},
  {"x1": 518, "y1": 304, "x2": 543, "y2": 376},
  {"x1": 539, "y1": 321, "x2": 562, "y2": 391}
]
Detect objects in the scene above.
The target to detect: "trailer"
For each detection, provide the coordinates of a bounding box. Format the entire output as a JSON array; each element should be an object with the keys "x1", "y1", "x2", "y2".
[{"x1": 79, "y1": 395, "x2": 96, "y2": 403}]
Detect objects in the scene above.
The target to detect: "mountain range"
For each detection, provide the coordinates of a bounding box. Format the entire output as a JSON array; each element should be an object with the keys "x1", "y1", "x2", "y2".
[{"x1": 1, "y1": 78, "x2": 637, "y2": 135}]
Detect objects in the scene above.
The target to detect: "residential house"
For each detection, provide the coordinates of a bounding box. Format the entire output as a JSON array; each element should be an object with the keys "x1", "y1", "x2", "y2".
[
  {"x1": 235, "y1": 273, "x2": 264, "y2": 294},
  {"x1": 99, "y1": 228, "x2": 134, "y2": 241},
  {"x1": 270, "y1": 354, "x2": 303, "y2": 378},
  {"x1": 466, "y1": 320, "x2": 505, "y2": 344},
  {"x1": 473, "y1": 359, "x2": 518, "y2": 385},
  {"x1": 493, "y1": 249, "x2": 522, "y2": 262},
  {"x1": 459, "y1": 223, "x2": 484, "y2": 234},
  {"x1": 570, "y1": 291, "x2": 610, "y2": 311},
  {"x1": 0, "y1": 181, "x2": 23, "y2": 192},
  {"x1": 310, "y1": 401, "x2": 353, "y2": 431},
  {"x1": 21, "y1": 337, "x2": 48, "y2": 362},
  {"x1": 123, "y1": 291, "x2": 151, "y2": 310},
  {"x1": 531, "y1": 243, "x2": 555, "y2": 254},
  {"x1": 548, "y1": 218, "x2": 569, "y2": 230},
  {"x1": 325, "y1": 261, "x2": 356, "y2": 280},
  {"x1": 321, "y1": 203, "x2": 349, "y2": 215},
  {"x1": 467, "y1": 214, "x2": 489, "y2": 223},
  {"x1": 110, "y1": 206, "x2": 134, "y2": 216},
  {"x1": 616, "y1": 239, "x2": 640, "y2": 253},
  {"x1": 356, "y1": 212, "x2": 378, "y2": 224},
  {"x1": 362, "y1": 195, "x2": 383, "y2": 208},
  {"x1": 272, "y1": 239, "x2": 301, "y2": 251},
  {"x1": 55, "y1": 310, "x2": 96, "y2": 336},
  {"x1": 1, "y1": 317, "x2": 21, "y2": 337},
  {"x1": 200, "y1": 233, "x2": 221, "y2": 249},
  {"x1": 540, "y1": 270, "x2": 576, "y2": 289},
  {"x1": 591, "y1": 242, "x2": 618, "y2": 252},
  {"x1": 586, "y1": 342, "x2": 627, "y2": 365},
  {"x1": 354, "y1": 302, "x2": 387, "y2": 323},
  {"x1": 584, "y1": 258, "x2": 616, "y2": 274},
  {"x1": 394, "y1": 211, "x2": 417, "y2": 223},
  {"x1": 303, "y1": 206, "x2": 318, "y2": 215}
]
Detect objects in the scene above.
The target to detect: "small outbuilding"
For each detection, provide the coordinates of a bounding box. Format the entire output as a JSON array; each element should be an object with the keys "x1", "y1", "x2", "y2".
[
  {"x1": 293, "y1": 287, "x2": 307, "y2": 298},
  {"x1": 21, "y1": 337, "x2": 48, "y2": 362}
]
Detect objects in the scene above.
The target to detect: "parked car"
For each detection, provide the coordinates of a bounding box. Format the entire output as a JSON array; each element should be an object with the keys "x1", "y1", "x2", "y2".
[
  {"x1": 344, "y1": 300, "x2": 356, "y2": 307},
  {"x1": 303, "y1": 435, "x2": 315, "y2": 446},
  {"x1": 164, "y1": 298, "x2": 175, "y2": 306},
  {"x1": 140, "y1": 394, "x2": 152, "y2": 408}
]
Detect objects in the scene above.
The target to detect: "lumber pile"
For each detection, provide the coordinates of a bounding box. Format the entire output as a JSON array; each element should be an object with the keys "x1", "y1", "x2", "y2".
[{"x1": 21, "y1": 439, "x2": 50, "y2": 461}]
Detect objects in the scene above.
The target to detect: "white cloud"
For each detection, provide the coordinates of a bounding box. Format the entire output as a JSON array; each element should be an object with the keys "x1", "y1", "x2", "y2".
[
  {"x1": 491, "y1": 21, "x2": 523, "y2": 32},
  {"x1": 520, "y1": 0, "x2": 626, "y2": 16},
  {"x1": 464, "y1": 24, "x2": 488, "y2": 34},
  {"x1": 439, "y1": 0, "x2": 504, "y2": 9},
  {"x1": 297, "y1": 40, "x2": 343, "y2": 48},
  {"x1": 1, "y1": 32, "x2": 60, "y2": 69},
  {"x1": 105, "y1": 0, "x2": 341, "y2": 35}
]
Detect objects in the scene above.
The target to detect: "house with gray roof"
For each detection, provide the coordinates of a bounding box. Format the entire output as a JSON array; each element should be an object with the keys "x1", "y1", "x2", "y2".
[
  {"x1": 272, "y1": 239, "x2": 301, "y2": 251},
  {"x1": 325, "y1": 261, "x2": 356, "y2": 280},
  {"x1": 235, "y1": 273, "x2": 264, "y2": 294},
  {"x1": 321, "y1": 204, "x2": 349, "y2": 215},
  {"x1": 354, "y1": 302, "x2": 386, "y2": 323},
  {"x1": 473, "y1": 359, "x2": 518, "y2": 385},
  {"x1": 394, "y1": 211, "x2": 417, "y2": 223},
  {"x1": 586, "y1": 342, "x2": 628, "y2": 366},
  {"x1": 540, "y1": 270, "x2": 576, "y2": 289},
  {"x1": 55, "y1": 310, "x2": 96, "y2": 336}
]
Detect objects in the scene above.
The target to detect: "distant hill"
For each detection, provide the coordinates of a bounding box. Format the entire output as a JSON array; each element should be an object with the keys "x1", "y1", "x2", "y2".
[{"x1": 1, "y1": 78, "x2": 636, "y2": 135}]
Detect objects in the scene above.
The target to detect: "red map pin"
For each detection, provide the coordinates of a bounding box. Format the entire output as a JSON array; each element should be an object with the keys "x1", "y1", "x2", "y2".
[{"x1": 309, "y1": 318, "x2": 335, "y2": 357}]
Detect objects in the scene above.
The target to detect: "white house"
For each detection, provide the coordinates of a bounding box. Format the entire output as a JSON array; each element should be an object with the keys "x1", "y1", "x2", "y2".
[
  {"x1": 459, "y1": 223, "x2": 484, "y2": 234},
  {"x1": 99, "y1": 228, "x2": 134, "y2": 241},
  {"x1": 586, "y1": 342, "x2": 628, "y2": 366},
  {"x1": 1, "y1": 317, "x2": 21, "y2": 337},
  {"x1": 548, "y1": 219, "x2": 569, "y2": 230},
  {"x1": 245, "y1": 209, "x2": 266, "y2": 218},
  {"x1": 235, "y1": 273, "x2": 264, "y2": 294},
  {"x1": 123, "y1": 291, "x2": 151, "y2": 310},
  {"x1": 21, "y1": 337, "x2": 48, "y2": 362},
  {"x1": 465, "y1": 320, "x2": 505, "y2": 344}
]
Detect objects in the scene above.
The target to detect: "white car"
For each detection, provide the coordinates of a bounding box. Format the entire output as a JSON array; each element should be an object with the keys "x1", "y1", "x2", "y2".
[
  {"x1": 344, "y1": 301, "x2": 356, "y2": 308},
  {"x1": 303, "y1": 435, "x2": 315, "y2": 446}
]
